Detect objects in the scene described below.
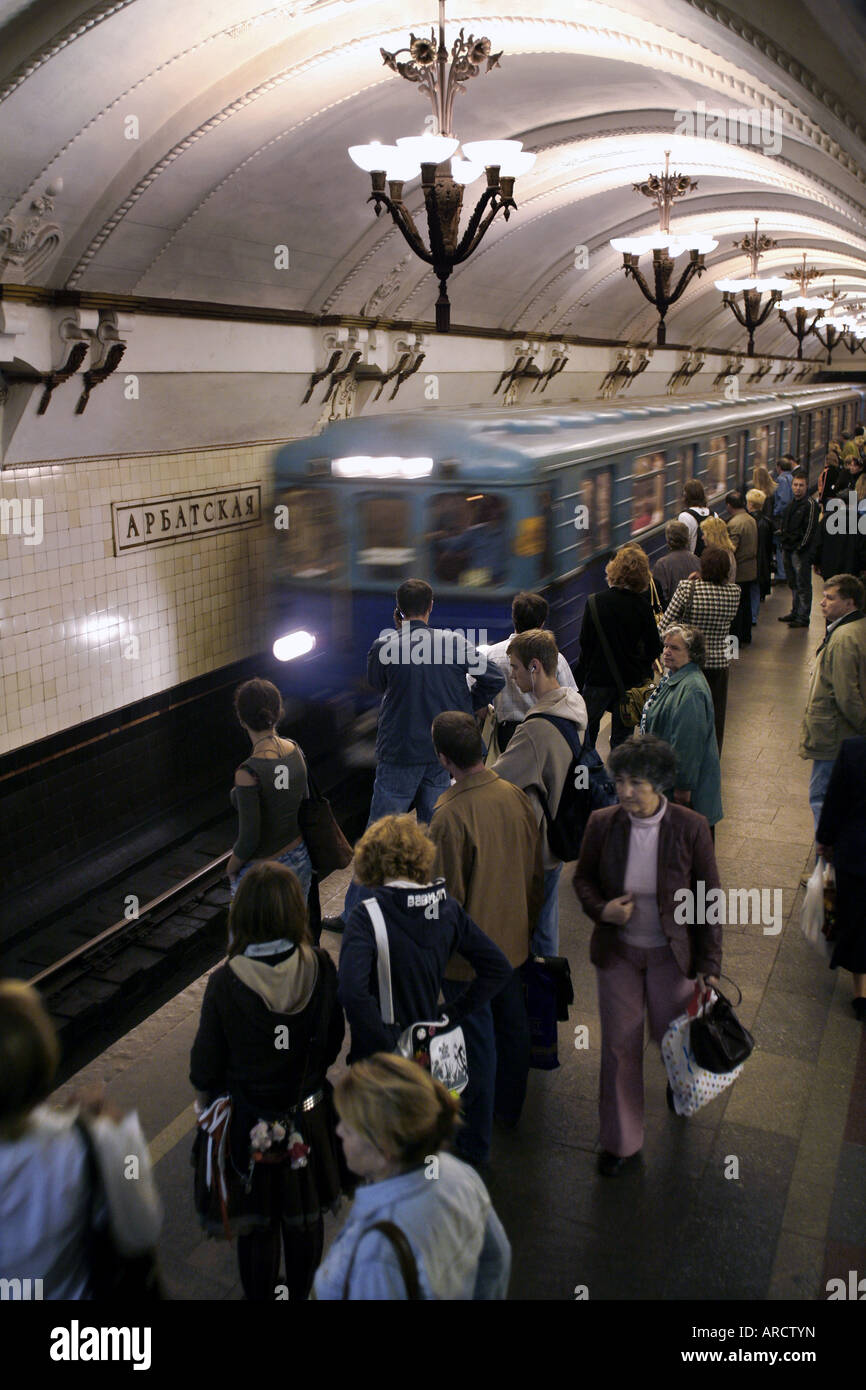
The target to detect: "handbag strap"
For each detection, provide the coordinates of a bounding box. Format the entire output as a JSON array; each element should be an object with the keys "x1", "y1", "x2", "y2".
[
  {"x1": 364, "y1": 897, "x2": 395, "y2": 1026},
  {"x1": 648, "y1": 575, "x2": 663, "y2": 617},
  {"x1": 586, "y1": 596, "x2": 626, "y2": 699},
  {"x1": 342, "y1": 1220, "x2": 422, "y2": 1300}
]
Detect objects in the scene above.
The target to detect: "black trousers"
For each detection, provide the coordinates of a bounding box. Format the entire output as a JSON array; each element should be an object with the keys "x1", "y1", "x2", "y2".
[
  {"x1": 237, "y1": 1214, "x2": 324, "y2": 1302},
  {"x1": 702, "y1": 666, "x2": 730, "y2": 755},
  {"x1": 730, "y1": 582, "x2": 753, "y2": 646}
]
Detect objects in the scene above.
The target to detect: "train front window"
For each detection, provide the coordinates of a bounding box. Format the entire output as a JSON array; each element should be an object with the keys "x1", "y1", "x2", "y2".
[
  {"x1": 572, "y1": 470, "x2": 612, "y2": 560},
  {"x1": 426, "y1": 493, "x2": 508, "y2": 587},
  {"x1": 357, "y1": 496, "x2": 415, "y2": 581},
  {"x1": 706, "y1": 436, "x2": 728, "y2": 498},
  {"x1": 277, "y1": 489, "x2": 344, "y2": 581},
  {"x1": 631, "y1": 453, "x2": 665, "y2": 536}
]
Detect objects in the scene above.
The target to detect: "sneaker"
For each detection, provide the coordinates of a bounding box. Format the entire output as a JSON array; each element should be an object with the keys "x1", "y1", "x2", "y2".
[{"x1": 777, "y1": 613, "x2": 796, "y2": 622}]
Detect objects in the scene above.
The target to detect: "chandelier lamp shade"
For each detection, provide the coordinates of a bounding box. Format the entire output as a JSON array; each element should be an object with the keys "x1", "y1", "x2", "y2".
[
  {"x1": 347, "y1": 2, "x2": 535, "y2": 331},
  {"x1": 811, "y1": 281, "x2": 853, "y2": 364},
  {"x1": 608, "y1": 151, "x2": 717, "y2": 346},
  {"x1": 776, "y1": 254, "x2": 831, "y2": 359},
  {"x1": 714, "y1": 220, "x2": 789, "y2": 356}
]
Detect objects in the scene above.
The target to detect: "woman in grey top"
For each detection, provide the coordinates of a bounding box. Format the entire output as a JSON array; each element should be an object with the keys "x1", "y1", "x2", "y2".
[{"x1": 227, "y1": 678, "x2": 311, "y2": 899}]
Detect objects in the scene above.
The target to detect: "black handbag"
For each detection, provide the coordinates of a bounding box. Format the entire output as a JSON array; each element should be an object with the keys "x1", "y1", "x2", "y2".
[
  {"x1": 297, "y1": 756, "x2": 353, "y2": 877},
  {"x1": 522, "y1": 956, "x2": 574, "y2": 1071},
  {"x1": 690, "y1": 980, "x2": 755, "y2": 1074}
]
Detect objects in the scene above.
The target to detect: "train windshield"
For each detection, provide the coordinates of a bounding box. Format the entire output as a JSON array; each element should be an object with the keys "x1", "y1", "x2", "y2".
[
  {"x1": 426, "y1": 492, "x2": 508, "y2": 587},
  {"x1": 357, "y1": 496, "x2": 416, "y2": 582},
  {"x1": 276, "y1": 489, "x2": 345, "y2": 581}
]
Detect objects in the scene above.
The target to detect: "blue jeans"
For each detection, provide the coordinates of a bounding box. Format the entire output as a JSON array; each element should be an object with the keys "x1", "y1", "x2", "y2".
[
  {"x1": 809, "y1": 759, "x2": 835, "y2": 833},
  {"x1": 533, "y1": 865, "x2": 562, "y2": 957},
  {"x1": 773, "y1": 533, "x2": 787, "y2": 582},
  {"x1": 750, "y1": 580, "x2": 761, "y2": 625},
  {"x1": 786, "y1": 550, "x2": 813, "y2": 622},
  {"x1": 343, "y1": 759, "x2": 451, "y2": 920},
  {"x1": 230, "y1": 840, "x2": 313, "y2": 901},
  {"x1": 441, "y1": 968, "x2": 529, "y2": 1164}
]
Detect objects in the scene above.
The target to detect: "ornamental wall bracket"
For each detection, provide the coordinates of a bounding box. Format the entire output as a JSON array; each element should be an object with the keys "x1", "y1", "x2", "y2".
[
  {"x1": 712, "y1": 355, "x2": 744, "y2": 388},
  {"x1": 0, "y1": 180, "x2": 64, "y2": 283},
  {"x1": 599, "y1": 347, "x2": 652, "y2": 399},
  {"x1": 75, "y1": 311, "x2": 132, "y2": 414},
  {"x1": 794, "y1": 361, "x2": 815, "y2": 382},
  {"x1": 666, "y1": 350, "x2": 705, "y2": 394},
  {"x1": 493, "y1": 340, "x2": 542, "y2": 399},
  {"x1": 302, "y1": 327, "x2": 383, "y2": 405},
  {"x1": 747, "y1": 357, "x2": 773, "y2": 384},
  {"x1": 372, "y1": 333, "x2": 426, "y2": 401},
  {"x1": 773, "y1": 362, "x2": 795, "y2": 383},
  {"x1": 532, "y1": 342, "x2": 569, "y2": 394}
]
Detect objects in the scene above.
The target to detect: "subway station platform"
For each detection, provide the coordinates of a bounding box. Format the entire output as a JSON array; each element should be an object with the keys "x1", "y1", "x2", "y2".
[{"x1": 49, "y1": 578, "x2": 866, "y2": 1305}]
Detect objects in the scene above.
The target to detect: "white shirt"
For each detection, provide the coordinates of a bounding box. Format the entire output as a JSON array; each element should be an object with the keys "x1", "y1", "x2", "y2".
[
  {"x1": 621, "y1": 797, "x2": 668, "y2": 949},
  {"x1": 677, "y1": 507, "x2": 710, "y2": 554},
  {"x1": 486, "y1": 635, "x2": 578, "y2": 722}
]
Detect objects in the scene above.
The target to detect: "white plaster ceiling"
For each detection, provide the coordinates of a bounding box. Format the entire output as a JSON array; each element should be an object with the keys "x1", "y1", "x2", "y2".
[{"x1": 2, "y1": 0, "x2": 866, "y2": 357}]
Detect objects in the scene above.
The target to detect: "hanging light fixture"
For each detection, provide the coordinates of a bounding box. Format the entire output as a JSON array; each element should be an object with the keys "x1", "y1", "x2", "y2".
[
  {"x1": 714, "y1": 219, "x2": 789, "y2": 356},
  {"x1": 608, "y1": 151, "x2": 717, "y2": 346},
  {"x1": 348, "y1": 2, "x2": 534, "y2": 331},
  {"x1": 777, "y1": 253, "x2": 831, "y2": 359},
  {"x1": 812, "y1": 280, "x2": 850, "y2": 364}
]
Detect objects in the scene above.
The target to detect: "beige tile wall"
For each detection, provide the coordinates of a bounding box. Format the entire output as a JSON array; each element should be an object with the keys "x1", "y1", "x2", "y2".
[{"x1": 0, "y1": 444, "x2": 274, "y2": 755}]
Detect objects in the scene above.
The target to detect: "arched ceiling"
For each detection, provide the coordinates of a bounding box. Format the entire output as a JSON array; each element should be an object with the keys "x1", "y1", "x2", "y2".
[{"x1": 3, "y1": 0, "x2": 866, "y2": 357}]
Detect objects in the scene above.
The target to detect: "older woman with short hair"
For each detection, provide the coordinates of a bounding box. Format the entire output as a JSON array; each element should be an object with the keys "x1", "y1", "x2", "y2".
[
  {"x1": 574, "y1": 544, "x2": 663, "y2": 749},
  {"x1": 573, "y1": 734, "x2": 722, "y2": 1176},
  {"x1": 337, "y1": 814, "x2": 511, "y2": 1063},
  {"x1": 662, "y1": 545, "x2": 741, "y2": 753},
  {"x1": 313, "y1": 1054, "x2": 510, "y2": 1299},
  {"x1": 639, "y1": 625, "x2": 722, "y2": 838}
]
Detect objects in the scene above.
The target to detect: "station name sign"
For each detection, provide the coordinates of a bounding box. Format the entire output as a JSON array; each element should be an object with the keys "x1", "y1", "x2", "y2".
[{"x1": 112, "y1": 484, "x2": 261, "y2": 552}]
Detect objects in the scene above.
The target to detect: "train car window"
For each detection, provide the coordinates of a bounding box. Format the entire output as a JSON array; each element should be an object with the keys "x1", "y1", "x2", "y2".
[
  {"x1": 830, "y1": 405, "x2": 841, "y2": 439},
  {"x1": 572, "y1": 469, "x2": 612, "y2": 561},
  {"x1": 813, "y1": 410, "x2": 826, "y2": 454},
  {"x1": 426, "y1": 492, "x2": 508, "y2": 587},
  {"x1": 753, "y1": 424, "x2": 769, "y2": 472},
  {"x1": 358, "y1": 496, "x2": 415, "y2": 581},
  {"x1": 706, "y1": 436, "x2": 728, "y2": 498},
  {"x1": 631, "y1": 453, "x2": 665, "y2": 536},
  {"x1": 276, "y1": 488, "x2": 344, "y2": 581},
  {"x1": 671, "y1": 444, "x2": 696, "y2": 498},
  {"x1": 779, "y1": 419, "x2": 789, "y2": 456}
]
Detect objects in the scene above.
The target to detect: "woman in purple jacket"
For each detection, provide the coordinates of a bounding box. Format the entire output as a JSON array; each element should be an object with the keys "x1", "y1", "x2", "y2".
[{"x1": 573, "y1": 735, "x2": 723, "y2": 1176}]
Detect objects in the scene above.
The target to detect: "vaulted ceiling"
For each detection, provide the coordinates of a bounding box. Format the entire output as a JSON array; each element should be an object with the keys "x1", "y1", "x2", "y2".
[{"x1": 3, "y1": 0, "x2": 866, "y2": 356}]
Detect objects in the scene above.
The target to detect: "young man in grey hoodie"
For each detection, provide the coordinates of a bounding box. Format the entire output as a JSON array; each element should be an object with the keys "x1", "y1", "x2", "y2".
[{"x1": 493, "y1": 629, "x2": 588, "y2": 956}]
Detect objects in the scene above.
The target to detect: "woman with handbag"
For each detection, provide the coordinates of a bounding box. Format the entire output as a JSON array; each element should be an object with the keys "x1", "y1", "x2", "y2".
[
  {"x1": 573, "y1": 734, "x2": 722, "y2": 1176},
  {"x1": 337, "y1": 814, "x2": 512, "y2": 1063},
  {"x1": 0, "y1": 981, "x2": 163, "y2": 1298},
  {"x1": 313, "y1": 1054, "x2": 510, "y2": 1299},
  {"x1": 662, "y1": 546, "x2": 740, "y2": 754},
  {"x1": 226, "y1": 678, "x2": 312, "y2": 900},
  {"x1": 639, "y1": 626, "x2": 722, "y2": 841},
  {"x1": 573, "y1": 546, "x2": 663, "y2": 750},
  {"x1": 190, "y1": 861, "x2": 346, "y2": 1300}
]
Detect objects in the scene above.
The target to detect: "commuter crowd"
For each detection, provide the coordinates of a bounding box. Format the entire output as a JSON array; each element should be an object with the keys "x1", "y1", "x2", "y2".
[{"x1": 3, "y1": 430, "x2": 866, "y2": 1301}]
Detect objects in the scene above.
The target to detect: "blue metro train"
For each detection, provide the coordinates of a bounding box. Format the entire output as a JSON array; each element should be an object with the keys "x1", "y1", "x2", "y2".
[{"x1": 270, "y1": 384, "x2": 864, "y2": 714}]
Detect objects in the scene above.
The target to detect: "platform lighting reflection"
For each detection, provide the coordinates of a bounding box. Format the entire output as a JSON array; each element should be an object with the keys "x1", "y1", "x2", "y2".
[
  {"x1": 331, "y1": 457, "x2": 434, "y2": 479},
  {"x1": 273, "y1": 631, "x2": 316, "y2": 662}
]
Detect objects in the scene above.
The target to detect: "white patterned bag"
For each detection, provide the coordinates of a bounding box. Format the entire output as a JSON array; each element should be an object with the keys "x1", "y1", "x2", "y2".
[{"x1": 661, "y1": 989, "x2": 744, "y2": 1117}]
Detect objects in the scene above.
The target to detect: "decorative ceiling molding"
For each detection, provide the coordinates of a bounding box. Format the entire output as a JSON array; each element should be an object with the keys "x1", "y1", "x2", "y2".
[
  {"x1": 681, "y1": 0, "x2": 866, "y2": 142},
  {"x1": 0, "y1": 0, "x2": 137, "y2": 106}
]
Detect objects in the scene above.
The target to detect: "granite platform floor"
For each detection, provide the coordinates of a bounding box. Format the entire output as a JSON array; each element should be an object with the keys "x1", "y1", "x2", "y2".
[{"x1": 50, "y1": 578, "x2": 866, "y2": 1302}]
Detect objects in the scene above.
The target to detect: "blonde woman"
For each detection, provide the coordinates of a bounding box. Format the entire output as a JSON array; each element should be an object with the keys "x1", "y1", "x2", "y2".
[
  {"x1": 337, "y1": 814, "x2": 510, "y2": 1063},
  {"x1": 699, "y1": 515, "x2": 737, "y2": 581},
  {"x1": 313, "y1": 1055, "x2": 511, "y2": 1299}
]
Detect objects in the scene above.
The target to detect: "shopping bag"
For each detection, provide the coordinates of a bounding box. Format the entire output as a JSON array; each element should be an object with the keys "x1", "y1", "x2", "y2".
[
  {"x1": 800, "y1": 857, "x2": 833, "y2": 957},
  {"x1": 661, "y1": 988, "x2": 744, "y2": 1116}
]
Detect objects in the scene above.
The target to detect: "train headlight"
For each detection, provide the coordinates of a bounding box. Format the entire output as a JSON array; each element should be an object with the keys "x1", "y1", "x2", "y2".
[{"x1": 273, "y1": 630, "x2": 316, "y2": 662}]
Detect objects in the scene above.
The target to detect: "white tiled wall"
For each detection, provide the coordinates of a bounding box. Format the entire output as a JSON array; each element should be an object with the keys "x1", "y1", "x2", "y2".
[{"x1": 0, "y1": 445, "x2": 274, "y2": 755}]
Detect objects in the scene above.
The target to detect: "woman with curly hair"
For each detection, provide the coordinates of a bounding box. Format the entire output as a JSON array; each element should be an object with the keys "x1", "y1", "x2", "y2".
[
  {"x1": 337, "y1": 814, "x2": 511, "y2": 1063},
  {"x1": 573, "y1": 544, "x2": 663, "y2": 749}
]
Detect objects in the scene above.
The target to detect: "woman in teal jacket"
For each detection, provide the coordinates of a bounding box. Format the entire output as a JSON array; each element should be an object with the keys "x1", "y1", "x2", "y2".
[{"x1": 640, "y1": 625, "x2": 723, "y2": 833}]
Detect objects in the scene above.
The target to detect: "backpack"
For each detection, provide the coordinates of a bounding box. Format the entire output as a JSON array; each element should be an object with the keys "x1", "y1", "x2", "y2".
[
  {"x1": 686, "y1": 508, "x2": 717, "y2": 557},
  {"x1": 524, "y1": 712, "x2": 617, "y2": 861}
]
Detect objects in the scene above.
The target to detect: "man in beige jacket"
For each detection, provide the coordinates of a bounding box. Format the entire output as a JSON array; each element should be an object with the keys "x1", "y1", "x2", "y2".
[
  {"x1": 493, "y1": 629, "x2": 588, "y2": 957},
  {"x1": 430, "y1": 711, "x2": 543, "y2": 1166},
  {"x1": 799, "y1": 573, "x2": 866, "y2": 829}
]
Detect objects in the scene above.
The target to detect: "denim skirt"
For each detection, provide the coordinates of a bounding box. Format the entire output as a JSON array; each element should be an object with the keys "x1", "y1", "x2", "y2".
[{"x1": 230, "y1": 840, "x2": 313, "y2": 901}]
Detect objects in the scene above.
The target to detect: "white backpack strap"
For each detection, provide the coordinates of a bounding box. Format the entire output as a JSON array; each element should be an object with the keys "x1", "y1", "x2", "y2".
[{"x1": 363, "y1": 897, "x2": 395, "y2": 1026}]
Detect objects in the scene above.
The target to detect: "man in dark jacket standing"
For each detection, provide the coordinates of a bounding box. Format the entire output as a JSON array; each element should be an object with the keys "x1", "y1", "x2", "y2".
[
  {"x1": 813, "y1": 454, "x2": 866, "y2": 583},
  {"x1": 334, "y1": 578, "x2": 505, "y2": 929},
  {"x1": 725, "y1": 491, "x2": 759, "y2": 646},
  {"x1": 778, "y1": 469, "x2": 820, "y2": 628}
]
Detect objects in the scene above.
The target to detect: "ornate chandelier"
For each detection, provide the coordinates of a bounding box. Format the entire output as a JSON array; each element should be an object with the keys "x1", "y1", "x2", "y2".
[
  {"x1": 813, "y1": 281, "x2": 855, "y2": 364},
  {"x1": 348, "y1": 2, "x2": 534, "y2": 331},
  {"x1": 609, "y1": 151, "x2": 717, "y2": 346},
  {"x1": 714, "y1": 219, "x2": 789, "y2": 356},
  {"x1": 777, "y1": 253, "x2": 831, "y2": 359}
]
